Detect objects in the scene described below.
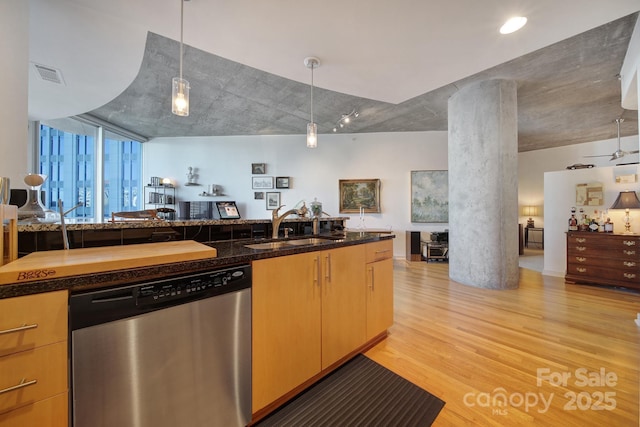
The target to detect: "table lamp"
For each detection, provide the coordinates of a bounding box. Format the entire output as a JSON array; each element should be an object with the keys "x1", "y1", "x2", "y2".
[
  {"x1": 522, "y1": 205, "x2": 538, "y2": 228},
  {"x1": 610, "y1": 190, "x2": 640, "y2": 234}
]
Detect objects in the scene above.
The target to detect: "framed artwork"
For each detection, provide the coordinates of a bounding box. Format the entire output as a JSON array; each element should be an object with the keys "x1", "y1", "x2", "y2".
[
  {"x1": 266, "y1": 191, "x2": 281, "y2": 210},
  {"x1": 252, "y1": 176, "x2": 273, "y2": 189},
  {"x1": 576, "y1": 182, "x2": 603, "y2": 206},
  {"x1": 276, "y1": 176, "x2": 290, "y2": 189},
  {"x1": 252, "y1": 163, "x2": 266, "y2": 174},
  {"x1": 339, "y1": 179, "x2": 381, "y2": 213},
  {"x1": 411, "y1": 170, "x2": 448, "y2": 223},
  {"x1": 254, "y1": 192, "x2": 264, "y2": 200}
]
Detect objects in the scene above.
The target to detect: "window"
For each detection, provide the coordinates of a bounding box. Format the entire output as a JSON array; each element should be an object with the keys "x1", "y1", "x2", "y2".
[{"x1": 38, "y1": 118, "x2": 143, "y2": 221}]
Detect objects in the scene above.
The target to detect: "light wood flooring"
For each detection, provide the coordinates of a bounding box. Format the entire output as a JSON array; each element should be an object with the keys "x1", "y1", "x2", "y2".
[{"x1": 365, "y1": 260, "x2": 640, "y2": 426}]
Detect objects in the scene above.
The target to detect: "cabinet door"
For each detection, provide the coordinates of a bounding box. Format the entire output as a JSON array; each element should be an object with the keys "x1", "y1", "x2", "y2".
[
  {"x1": 252, "y1": 252, "x2": 322, "y2": 412},
  {"x1": 321, "y1": 245, "x2": 366, "y2": 369},
  {"x1": 366, "y1": 257, "x2": 394, "y2": 340}
]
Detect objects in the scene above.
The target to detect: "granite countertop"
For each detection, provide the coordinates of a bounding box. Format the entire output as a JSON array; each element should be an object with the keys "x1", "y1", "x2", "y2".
[
  {"x1": 17, "y1": 216, "x2": 349, "y2": 232},
  {"x1": 0, "y1": 231, "x2": 393, "y2": 299}
]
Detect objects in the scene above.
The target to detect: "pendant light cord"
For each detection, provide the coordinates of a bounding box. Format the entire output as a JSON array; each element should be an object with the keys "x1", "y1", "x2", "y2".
[
  {"x1": 310, "y1": 63, "x2": 314, "y2": 123},
  {"x1": 179, "y1": 0, "x2": 184, "y2": 80}
]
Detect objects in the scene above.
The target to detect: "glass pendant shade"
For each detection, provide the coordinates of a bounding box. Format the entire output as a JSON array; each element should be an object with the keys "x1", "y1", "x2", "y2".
[
  {"x1": 172, "y1": 77, "x2": 190, "y2": 116},
  {"x1": 307, "y1": 122, "x2": 317, "y2": 148}
]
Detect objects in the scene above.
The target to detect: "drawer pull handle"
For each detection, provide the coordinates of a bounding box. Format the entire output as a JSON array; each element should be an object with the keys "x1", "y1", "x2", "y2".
[
  {"x1": 375, "y1": 249, "x2": 391, "y2": 254},
  {"x1": 623, "y1": 240, "x2": 636, "y2": 246},
  {"x1": 624, "y1": 273, "x2": 636, "y2": 279},
  {"x1": 575, "y1": 257, "x2": 587, "y2": 263},
  {"x1": 624, "y1": 250, "x2": 636, "y2": 256},
  {"x1": 576, "y1": 267, "x2": 587, "y2": 273},
  {"x1": 0, "y1": 323, "x2": 38, "y2": 335},
  {"x1": 0, "y1": 378, "x2": 37, "y2": 395},
  {"x1": 575, "y1": 246, "x2": 586, "y2": 252},
  {"x1": 624, "y1": 261, "x2": 637, "y2": 267},
  {"x1": 576, "y1": 238, "x2": 587, "y2": 243}
]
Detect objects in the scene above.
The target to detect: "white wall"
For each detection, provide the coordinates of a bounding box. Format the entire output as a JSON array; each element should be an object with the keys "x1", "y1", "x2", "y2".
[
  {"x1": 544, "y1": 163, "x2": 640, "y2": 277},
  {"x1": 143, "y1": 131, "x2": 450, "y2": 257},
  {"x1": 145, "y1": 131, "x2": 640, "y2": 260},
  {"x1": 518, "y1": 134, "x2": 639, "y2": 229},
  {"x1": 0, "y1": 1, "x2": 29, "y2": 182}
]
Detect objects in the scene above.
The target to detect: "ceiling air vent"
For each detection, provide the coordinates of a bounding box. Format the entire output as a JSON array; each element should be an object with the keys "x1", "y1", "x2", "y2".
[{"x1": 33, "y1": 63, "x2": 65, "y2": 85}]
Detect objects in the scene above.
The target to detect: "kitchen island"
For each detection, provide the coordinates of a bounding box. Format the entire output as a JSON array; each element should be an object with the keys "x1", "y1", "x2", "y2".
[{"x1": 0, "y1": 232, "x2": 394, "y2": 426}]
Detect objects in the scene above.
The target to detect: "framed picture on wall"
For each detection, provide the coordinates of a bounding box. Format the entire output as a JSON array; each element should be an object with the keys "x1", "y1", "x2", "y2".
[
  {"x1": 266, "y1": 192, "x2": 281, "y2": 210},
  {"x1": 252, "y1": 163, "x2": 266, "y2": 174},
  {"x1": 410, "y1": 170, "x2": 448, "y2": 222},
  {"x1": 252, "y1": 176, "x2": 273, "y2": 189},
  {"x1": 275, "y1": 176, "x2": 290, "y2": 189},
  {"x1": 338, "y1": 179, "x2": 381, "y2": 213}
]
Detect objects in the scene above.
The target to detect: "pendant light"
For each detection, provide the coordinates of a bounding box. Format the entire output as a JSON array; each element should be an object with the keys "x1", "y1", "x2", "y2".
[
  {"x1": 171, "y1": 0, "x2": 190, "y2": 116},
  {"x1": 304, "y1": 57, "x2": 320, "y2": 148}
]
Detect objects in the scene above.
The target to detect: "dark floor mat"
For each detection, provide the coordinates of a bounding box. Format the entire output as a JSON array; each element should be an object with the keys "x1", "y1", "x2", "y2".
[{"x1": 256, "y1": 354, "x2": 445, "y2": 427}]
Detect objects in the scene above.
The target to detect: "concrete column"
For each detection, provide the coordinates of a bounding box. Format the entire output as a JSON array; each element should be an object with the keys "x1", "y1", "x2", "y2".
[{"x1": 447, "y1": 79, "x2": 519, "y2": 289}]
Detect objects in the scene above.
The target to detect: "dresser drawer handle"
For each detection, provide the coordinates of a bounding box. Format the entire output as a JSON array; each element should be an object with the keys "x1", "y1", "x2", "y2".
[
  {"x1": 624, "y1": 273, "x2": 637, "y2": 279},
  {"x1": 575, "y1": 246, "x2": 586, "y2": 252},
  {"x1": 624, "y1": 250, "x2": 636, "y2": 256},
  {"x1": 0, "y1": 323, "x2": 38, "y2": 335},
  {"x1": 0, "y1": 378, "x2": 37, "y2": 395},
  {"x1": 575, "y1": 257, "x2": 587, "y2": 263},
  {"x1": 624, "y1": 261, "x2": 637, "y2": 267},
  {"x1": 576, "y1": 238, "x2": 586, "y2": 243},
  {"x1": 576, "y1": 267, "x2": 587, "y2": 273},
  {"x1": 623, "y1": 240, "x2": 636, "y2": 246},
  {"x1": 375, "y1": 249, "x2": 391, "y2": 254}
]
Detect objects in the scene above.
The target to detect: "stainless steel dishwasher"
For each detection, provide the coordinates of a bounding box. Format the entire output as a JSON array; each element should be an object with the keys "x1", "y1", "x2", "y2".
[{"x1": 69, "y1": 264, "x2": 252, "y2": 427}]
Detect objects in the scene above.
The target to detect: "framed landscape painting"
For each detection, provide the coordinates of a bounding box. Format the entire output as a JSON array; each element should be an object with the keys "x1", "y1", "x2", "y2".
[
  {"x1": 339, "y1": 179, "x2": 381, "y2": 213},
  {"x1": 411, "y1": 170, "x2": 448, "y2": 222}
]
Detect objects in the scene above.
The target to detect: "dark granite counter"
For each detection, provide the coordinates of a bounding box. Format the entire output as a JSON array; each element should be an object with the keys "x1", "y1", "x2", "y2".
[
  {"x1": 17, "y1": 217, "x2": 349, "y2": 232},
  {"x1": 0, "y1": 232, "x2": 394, "y2": 299}
]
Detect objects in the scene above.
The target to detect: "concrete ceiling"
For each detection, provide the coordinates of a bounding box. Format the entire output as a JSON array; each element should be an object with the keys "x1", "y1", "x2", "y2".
[{"x1": 28, "y1": 1, "x2": 640, "y2": 151}]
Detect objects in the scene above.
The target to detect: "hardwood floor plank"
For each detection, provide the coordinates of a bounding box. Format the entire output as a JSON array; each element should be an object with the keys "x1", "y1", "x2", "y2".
[{"x1": 365, "y1": 260, "x2": 640, "y2": 426}]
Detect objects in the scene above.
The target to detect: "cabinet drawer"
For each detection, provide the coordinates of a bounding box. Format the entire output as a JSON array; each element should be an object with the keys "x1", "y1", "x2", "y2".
[
  {"x1": 0, "y1": 291, "x2": 67, "y2": 357},
  {"x1": 566, "y1": 264, "x2": 639, "y2": 283},
  {"x1": 0, "y1": 341, "x2": 67, "y2": 414},
  {"x1": 568, "y1": 255, "x2": 640, "y2": 270},
  {"x1": 567, "y1": 244, "x2": 639, "y2": 260},
  {"x1": 0, "y1": 392, "x2": 67, "y2": 427},
  {"x1": 365, "y1": 240, "x2": 393, "y2": 263}
]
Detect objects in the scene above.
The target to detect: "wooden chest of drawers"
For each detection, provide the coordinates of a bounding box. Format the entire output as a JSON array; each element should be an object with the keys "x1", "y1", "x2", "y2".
[{"x1": 566, "y1": 232, "x2": 640, "y2": 289}]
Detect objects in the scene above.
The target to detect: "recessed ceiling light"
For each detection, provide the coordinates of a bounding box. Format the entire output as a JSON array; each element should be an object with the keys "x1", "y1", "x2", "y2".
[{"x1": 500, "y1": 16, "x2": 527, "y2": 34}]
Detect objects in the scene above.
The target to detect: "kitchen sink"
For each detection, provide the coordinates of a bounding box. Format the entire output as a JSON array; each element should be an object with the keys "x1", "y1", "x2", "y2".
[
  {"x1": 244, "y1": 236, "x2": 341, "y2": 250},
  {"x1": 283, "y1": 237, "x2": 338, "y2": 246},
  {"x1": 244, "y1": 241, "x2": 292, "y2": 250}
]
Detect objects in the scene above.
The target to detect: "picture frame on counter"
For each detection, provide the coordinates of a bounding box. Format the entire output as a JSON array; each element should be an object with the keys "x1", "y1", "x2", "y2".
[
  {"x1": 252, "y1": 163, "x2": 266, "y2": 174},
  {"x1": 275, "y1": 176, "x2": 290, "y2": 189},
  {"x1": 266, "y1": 192, "x2": 281, "y2": 210},
  {"x1": 339, "y1": 178, "x2": 381, "y2": 213},
  {"x1": 252, "y1": 176, "x2": 273, "y2": 189}
]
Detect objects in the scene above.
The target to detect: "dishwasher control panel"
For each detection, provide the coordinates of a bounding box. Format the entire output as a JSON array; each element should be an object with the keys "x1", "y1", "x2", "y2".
[{"x1": 136, "y1": 265, "x2": 250, "y2": 307}]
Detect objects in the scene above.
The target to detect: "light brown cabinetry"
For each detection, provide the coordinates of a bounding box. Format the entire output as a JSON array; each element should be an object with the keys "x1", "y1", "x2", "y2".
[
  {"x1": 566, "y1": 232, "x2": 640, "y2": 289},
  {"x1": 365, "y1": 240, "x2": 394, "y2": 340},
  {"x1": 252, "y1": 244, "x2": 367, "y2": 413},
  {"x1": 0, "y1": 290, "x2": 68, "y2": 427}
]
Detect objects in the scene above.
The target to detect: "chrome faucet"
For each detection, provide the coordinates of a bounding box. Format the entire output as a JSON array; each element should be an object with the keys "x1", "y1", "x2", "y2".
[{"x1": 272, "y1": 205, "x2": 302, "y2": 239}]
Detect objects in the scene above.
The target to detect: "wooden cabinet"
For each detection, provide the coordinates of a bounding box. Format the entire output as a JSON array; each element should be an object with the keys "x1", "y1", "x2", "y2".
[
  {"x1": 566, "y1": 232, "x2": 640, "y2": 289},
  {"x1": 0, "y1": 291, "x2": 68, "y2": 426},
  {"x1": 252, "y1": 244, "x2": 366, "y2": 413},
  {"x1": 365, "y1": 240, "x2": 394, "y2": 340}
]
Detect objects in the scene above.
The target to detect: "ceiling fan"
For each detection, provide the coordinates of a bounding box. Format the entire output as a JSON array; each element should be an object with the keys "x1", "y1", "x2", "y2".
[{"x1": 584, "y1": 118, "x2": 639, "y2": 161}]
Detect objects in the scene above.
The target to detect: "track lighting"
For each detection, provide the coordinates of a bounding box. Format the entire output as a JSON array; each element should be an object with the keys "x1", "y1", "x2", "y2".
[{"x1": 332, "y1": 110, "x2": 359, "y2": 132}]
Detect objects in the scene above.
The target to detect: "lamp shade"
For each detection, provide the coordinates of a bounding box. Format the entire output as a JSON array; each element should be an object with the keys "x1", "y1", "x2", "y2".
[
  {"x1": 610, "y1": 191, "x2": 640, "y2": 210},
  {"x1": 522, "y1": 205, "x2": 538, "y2": 217}
]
